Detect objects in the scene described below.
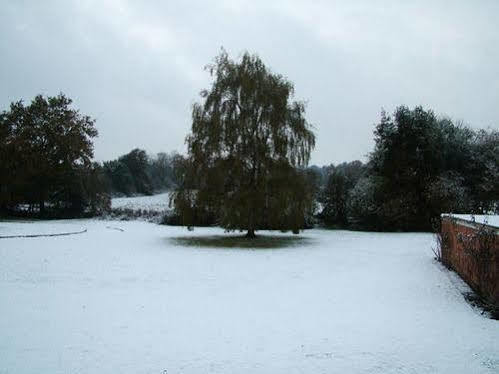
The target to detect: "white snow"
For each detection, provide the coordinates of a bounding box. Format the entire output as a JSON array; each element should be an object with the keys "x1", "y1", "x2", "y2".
[
  {"x1": 442, "y1": 214, "x2": 499, "y2": 228},
  {"x1": 0, "y1": 220, "x2": 498, "y2": 373},
  {"x1": 111, "y1": 192, "x2": 171, "y2": 212},
  {"x1": 0, "y1": 220, "x2": 86, "y2": 238}
]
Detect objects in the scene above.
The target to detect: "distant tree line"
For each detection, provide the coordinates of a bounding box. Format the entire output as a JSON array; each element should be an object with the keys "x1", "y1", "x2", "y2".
[
  {"x1": 102, "y1": 149, "x2": 180, "y2": 197},
  {"x1": 0, "y1": 94, "x2": 180, "y2": 218},
  {"x1": 1, "y1": 93, "x2": 497, "y2": 230}
]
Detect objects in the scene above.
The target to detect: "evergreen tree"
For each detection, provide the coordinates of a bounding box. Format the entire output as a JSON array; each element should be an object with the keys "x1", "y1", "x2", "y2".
[
  {"x1": 369, "y1": 107, "x2": 437, "y2": 229},
  {"x1": 0, "y1": 109, "x2": 12, "y2": 209},
  {"x1": 358, "y1": 106, "x2": 498, "y2": 231},
  {"x1": 468, "y1": 129, "x2": 499, "y2": 213},
  {"x1": 172, "y1": 50, "x2": 316, "y2": 237},
  {"x1": 320, "y1": 161, "x2": 365, "y2": 226}
]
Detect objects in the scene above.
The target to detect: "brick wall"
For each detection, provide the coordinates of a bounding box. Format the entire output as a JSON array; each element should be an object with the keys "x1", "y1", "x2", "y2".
[{"x1": 441, "y1": 217, "x2": 498, "y2": 308}]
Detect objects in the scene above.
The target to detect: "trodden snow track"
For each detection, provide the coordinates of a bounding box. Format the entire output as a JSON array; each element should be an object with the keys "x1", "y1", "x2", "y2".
[{"x1": 0, "y1": 228, "x2": 87, "y2": 239}]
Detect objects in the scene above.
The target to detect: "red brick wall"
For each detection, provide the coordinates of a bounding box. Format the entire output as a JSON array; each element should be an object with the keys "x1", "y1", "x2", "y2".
[{"x1": 441, "y1": 217, "x2": 498, "y2": 307}]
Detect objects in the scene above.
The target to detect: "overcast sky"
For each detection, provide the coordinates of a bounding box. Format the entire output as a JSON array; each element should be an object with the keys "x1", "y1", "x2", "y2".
[{"x1": 1, "y1": 1, "x2": 498, "y2": 165}]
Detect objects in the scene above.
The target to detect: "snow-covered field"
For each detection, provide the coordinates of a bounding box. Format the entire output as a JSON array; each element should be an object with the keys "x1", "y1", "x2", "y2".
[
  {"x1": 1, "y1": 220, "x2": 498, "y2": 373},
  {"x1": 111, "y1": 192, "x2": 171, "y2": 212}
]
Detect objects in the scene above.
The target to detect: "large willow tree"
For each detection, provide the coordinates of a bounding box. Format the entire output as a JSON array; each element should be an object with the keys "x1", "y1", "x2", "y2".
[{"x1": 173, "y1": 50, "x2": 315, "y2": 237}]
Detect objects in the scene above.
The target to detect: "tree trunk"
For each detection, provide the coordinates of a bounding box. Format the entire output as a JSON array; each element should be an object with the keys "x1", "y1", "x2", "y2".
[
  {"x1": 246, "y1": 205, "x2": 256, "y2": 238},
  {"x1": 245, "y1": 228, "x2": 256, "y2": 238},
  {"x1": 39, "y1": 188, "x2": 46, "y2": 217}
]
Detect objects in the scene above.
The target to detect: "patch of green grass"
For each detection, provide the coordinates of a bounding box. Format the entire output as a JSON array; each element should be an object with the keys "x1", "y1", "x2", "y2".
[{"x1": 170, "y1": 234, "x2": 313, "y2": 249}]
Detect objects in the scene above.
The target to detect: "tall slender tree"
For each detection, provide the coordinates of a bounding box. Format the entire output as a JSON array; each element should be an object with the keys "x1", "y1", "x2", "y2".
[{"x1": 173, "y1": 50, "x2": 316, "y2": 237}]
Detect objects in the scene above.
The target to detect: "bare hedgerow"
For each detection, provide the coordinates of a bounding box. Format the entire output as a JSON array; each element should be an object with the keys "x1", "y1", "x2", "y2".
[
  {"x1": 432, "y1": 217, "x2": 452, "y2": 266},
  {"x1": 106, "y1": 208, "x2": 164, "y2": 222},
  {"x1": 432, "y1": 231, "x2": 449, "y2": 264}
]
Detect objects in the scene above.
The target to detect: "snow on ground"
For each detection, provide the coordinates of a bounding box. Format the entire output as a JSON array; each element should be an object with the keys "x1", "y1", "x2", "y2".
[
  {"x1": 0, "y1": 220, "x2": 498, "y2": 374},
  {"x1": 442, "y1": 214, "x2": 499, "y2": 228},
  {"x1": 111, "y1": 192, "x2": 171, "y2": 212},
  {"x1": 0, "y1": 220, "x2": 86, "y2": 238}
]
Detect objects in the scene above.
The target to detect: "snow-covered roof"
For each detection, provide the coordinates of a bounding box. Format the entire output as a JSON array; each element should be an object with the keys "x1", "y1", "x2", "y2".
[{"x1": 441, "y1": 214, "x2": 499, "y2": 229}]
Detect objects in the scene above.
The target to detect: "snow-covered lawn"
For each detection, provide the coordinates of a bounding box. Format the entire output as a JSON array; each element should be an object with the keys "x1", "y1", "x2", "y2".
[
  {"x1": 0, "y1": 220, "x2": 498, "y2": 373},
  {"x1": 111, "y1": 192, "x2": 171, "y2": 212},
  {"x1": 0, "y1": 220, "x2": 86, "y2": 238}
]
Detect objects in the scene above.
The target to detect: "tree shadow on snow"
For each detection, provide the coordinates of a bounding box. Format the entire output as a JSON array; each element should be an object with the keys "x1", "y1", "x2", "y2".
[{"x1": 170, "y1": 235, "x2": 314, "y2": 249}]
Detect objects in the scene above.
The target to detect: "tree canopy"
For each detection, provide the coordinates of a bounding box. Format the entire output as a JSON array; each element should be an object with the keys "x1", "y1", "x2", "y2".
[
  {"x1": 173, "y1": 50, "x2": 316, "y2": 237},
  {"x1": 0, "y1": 93, "x2": 109, "y2": 217},
  {"x1": 328, "y1": 106, "x2": 499, "y2": 231},
  {"x1": 102, "y1": 149, "x2": 179, "y2": 197}
]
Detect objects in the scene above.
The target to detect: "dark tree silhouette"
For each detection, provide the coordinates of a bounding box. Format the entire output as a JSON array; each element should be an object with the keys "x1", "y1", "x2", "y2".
[{"x1": 0, "y1": 93, "x2": 108, "y2": 217}]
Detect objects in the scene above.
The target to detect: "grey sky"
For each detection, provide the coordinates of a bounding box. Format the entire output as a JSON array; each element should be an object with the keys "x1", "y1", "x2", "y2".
[{"x1": 1, "y1": 0, "x2": 498, "y2": 166}]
